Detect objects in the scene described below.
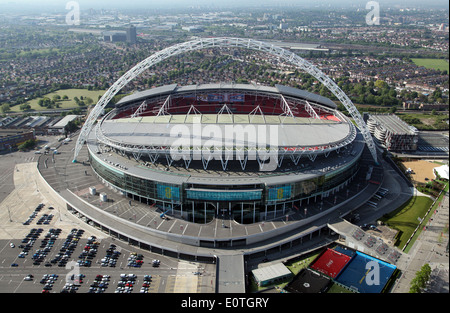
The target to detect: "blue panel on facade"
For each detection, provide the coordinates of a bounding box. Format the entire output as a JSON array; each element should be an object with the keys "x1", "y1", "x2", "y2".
[
  {"x1": 157, "y1": 184, "x2": 180, "y2": 201},
  {"x1": 186, "y1": 189, "x2": 261, "y2": 201},
  {"x1": 268, "y1": 185, "x2": 291, "y2": 201}
]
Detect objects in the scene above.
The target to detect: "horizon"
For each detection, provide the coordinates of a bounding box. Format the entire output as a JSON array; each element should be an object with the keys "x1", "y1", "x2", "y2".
[{"x1": 2, "y1": 0, "x2": 449, "y2": 13}]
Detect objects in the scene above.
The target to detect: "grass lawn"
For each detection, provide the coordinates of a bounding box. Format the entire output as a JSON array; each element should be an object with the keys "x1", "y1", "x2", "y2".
[
  {"x1": 284, "y1": 250, "x2": 322, "y2": 276},
  {"x1": 11, "y1": 89, "x2": 105, "y2": 112},
  {"x1": 380, "y1": 196, "x2": 434, "y2": 250},
  {"x1": 407, "y1": 182, "x2": 450, "y2": 251},
  {"x1": 396, "y1": 112, "x2": 449, "y2": 131},
  {"x1": 327, "y1": 282, "x2": 355, "y2": 293},
  {"x1": 411, "y1": 58, "x2": 449, "y2": 72}
]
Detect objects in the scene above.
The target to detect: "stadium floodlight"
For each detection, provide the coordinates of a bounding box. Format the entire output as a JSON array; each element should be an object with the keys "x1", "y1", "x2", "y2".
[{"x1": 73, "y1": 37, "x2": 377, "y2": 164}]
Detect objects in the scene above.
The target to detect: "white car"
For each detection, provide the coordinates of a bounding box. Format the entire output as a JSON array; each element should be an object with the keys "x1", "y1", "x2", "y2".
[{"x1": 10, "y1": 243, "x2": 15, "y2": 248}]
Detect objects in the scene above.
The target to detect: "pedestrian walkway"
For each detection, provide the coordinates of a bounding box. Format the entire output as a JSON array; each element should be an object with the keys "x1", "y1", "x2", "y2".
[{"x1": 392, "y1": 189, "x2": 449, "y2": 293}]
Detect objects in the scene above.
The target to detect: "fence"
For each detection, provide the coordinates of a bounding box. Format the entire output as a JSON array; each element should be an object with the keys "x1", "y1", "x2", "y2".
[{"x1": 402, "y1": 184, "x2": 448, "y2": 251}]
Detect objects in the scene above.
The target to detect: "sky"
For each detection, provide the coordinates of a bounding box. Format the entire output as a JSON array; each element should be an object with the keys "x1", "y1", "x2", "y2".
[{"x1": 2, "y1": 0, "x2": 449, "y2": 11}]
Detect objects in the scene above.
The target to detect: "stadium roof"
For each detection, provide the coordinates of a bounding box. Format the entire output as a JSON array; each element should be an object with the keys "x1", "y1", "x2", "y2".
[
  {"x1": 117, "y1": 84, "x2": 178, "y2": 107},
  {"x1": 116, "y1": 83, "x2": 338, "y2": 109},
  {"x1": 87, "y1": 130, "x2": 365, "y2": 186},
  {"x1": 100, "y1": 117, "x2": 351, "y2": 149},
  {"x1": 275, "y1": 84, "x2": 337, "y2": 109}
]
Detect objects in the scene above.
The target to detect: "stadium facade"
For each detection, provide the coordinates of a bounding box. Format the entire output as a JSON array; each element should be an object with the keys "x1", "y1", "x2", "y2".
[{"x1": 87, "y1": 83, "x2": 366, "y2": 224}]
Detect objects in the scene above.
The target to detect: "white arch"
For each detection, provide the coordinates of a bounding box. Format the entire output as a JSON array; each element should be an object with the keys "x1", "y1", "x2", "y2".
[{"x1": 73, "y1": 37, "x2": 377, "y2": 163}]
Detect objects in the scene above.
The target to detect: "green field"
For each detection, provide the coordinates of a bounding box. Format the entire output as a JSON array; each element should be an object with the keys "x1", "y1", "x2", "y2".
[
  {"x1": 11, "y1": 89, "x2": 106, "y2": 112},
  {"x1": 411, "y1": 58, "x2": 449, "y2": 72},
  {"x1": 380, "y1": 196, "x2": 434, "y2": 250}
]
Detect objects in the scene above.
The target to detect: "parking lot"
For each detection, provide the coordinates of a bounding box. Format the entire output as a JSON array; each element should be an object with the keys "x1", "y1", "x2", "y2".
[
  {"x1": 417, "y1": 131, "x2": 449, "y2": 155},
  {"x1": 1, "y1": 232, "x2": 213, "y2": 293},
  {"x1": 0, "y1": 147, "x2": 216, "y2": 293}
]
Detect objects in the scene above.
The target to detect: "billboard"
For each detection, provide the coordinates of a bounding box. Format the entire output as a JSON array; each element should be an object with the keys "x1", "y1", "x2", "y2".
[
  {"x1": 186, "y1": 189, "x2": 261, "y2": 201},
  {"x1": 267, "y1": 185, "x2": 292, "y2": 201},
  {"x1": 196, "y1": 93, "x2": 245, "y2": 102},
  {"x1": 157, "y1": 184, "x2": 180, "y2": 201}
]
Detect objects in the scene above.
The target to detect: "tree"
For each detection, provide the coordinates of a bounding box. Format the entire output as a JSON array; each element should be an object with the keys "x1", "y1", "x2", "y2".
[
  {"x1": 1, "y1": 103, "x2": 10, "y2": 113},
  {"x1": 432, "y1": 88, "x2": 442, "y2": 101},
  {"x1": 17, "y1": 139, "x2": 37, "y2": 151},
  {"x1": 388, "y1": 89, "x2": 397, "y2": 98},
  {"x1": 64, "y1": 120, "x2": 79, "y2": 135},
  {"x1": 85, "y1": 97, "x2": 94, "y2": 105},
  {"x1": 20, "y1": 103, "x2": 31, "y2": 111},
  {"x1": 409, "y1": 264, "x2": 431, "y2": 293},
  {"x1": 42, "y1": 97, "x2": 52, "y2": 107},
  {"x1": 366, "y1": 94, "x2": 375, "y2": 104},
  {"x1": 374, "y1": 80, "x2": 388, "y2": 90}
]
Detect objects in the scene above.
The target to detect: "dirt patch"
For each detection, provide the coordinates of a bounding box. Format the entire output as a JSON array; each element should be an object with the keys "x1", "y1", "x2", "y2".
[
  {"x1": 421, "y1": 118, "x2": 436, "y2": 126},
  {"x1": 402, "y1": 160, "x2": 439, "y2": 183},
  {"x1": 367, "y1": 225, "x2": 399, "y2": 246}
]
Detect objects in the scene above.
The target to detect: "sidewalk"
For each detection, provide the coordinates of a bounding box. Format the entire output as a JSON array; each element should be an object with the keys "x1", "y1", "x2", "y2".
[{"x1": 392, "y1": 189, "x2": 449, "y2": 293}]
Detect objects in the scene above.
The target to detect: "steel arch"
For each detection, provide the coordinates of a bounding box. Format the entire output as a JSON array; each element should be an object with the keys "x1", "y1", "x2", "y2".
[{"x1": 73, "y1": 37, "x2": 377, "y2": 163}]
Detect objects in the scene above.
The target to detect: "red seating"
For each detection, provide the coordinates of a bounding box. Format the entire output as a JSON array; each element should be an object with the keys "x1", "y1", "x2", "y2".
[{"x1": 111, "y1": 94, "x2": 339, "y2": 121}]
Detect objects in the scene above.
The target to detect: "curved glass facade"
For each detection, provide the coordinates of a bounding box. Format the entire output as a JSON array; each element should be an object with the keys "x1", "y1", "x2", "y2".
[{"x1": 89, "y1": 149, "x2": 361, "y2": 224}]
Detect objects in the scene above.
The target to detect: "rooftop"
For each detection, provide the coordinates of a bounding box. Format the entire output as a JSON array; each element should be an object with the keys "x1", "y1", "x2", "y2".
[
  {"x1": 252, "y1": 262, "x2": 293, "y2": 284},
  {"x1": 116, "y1": 83, "x2": 338, "y2": 110},
  {"x1": 87, "y1": 130, "x2": 365, "y2": 186},
  {"x1": 50, "y1": 115, "x2": 81, "y2": 129},
  {"x1": 368, "y1": 114, "x2": 418, "y2": 136},
  {"x1": 100, "y1": 115, "x2": 351, "y2": 149}
]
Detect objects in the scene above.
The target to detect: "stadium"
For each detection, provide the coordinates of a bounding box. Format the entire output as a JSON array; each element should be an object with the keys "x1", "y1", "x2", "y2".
[
  {"x1": 87, "y1": 82, "x2": 365, "y2": 225},
  {"x1": 44, "y1": 37, "x2": 384, "y2": 253}
]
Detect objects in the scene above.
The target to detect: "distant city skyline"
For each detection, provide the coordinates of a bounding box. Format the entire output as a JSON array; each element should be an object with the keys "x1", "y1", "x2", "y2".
[{"x1": 2, "y1": 0, "x2": 449, "y2": 13}]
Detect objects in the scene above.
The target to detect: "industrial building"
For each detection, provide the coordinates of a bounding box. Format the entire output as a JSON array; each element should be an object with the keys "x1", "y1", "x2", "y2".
[
  {"x1": 0, "y1": 129, "x2": 35, "y2": 151},
  {"x1": 47, "y1": 114, "x2": 81, "y2": 134},
  {"x1": 103, "y1": 25, "x2": 137, "y2": 44},
  {"x1": 366, "y1": 114, "x2": 419, "y2": 152}
]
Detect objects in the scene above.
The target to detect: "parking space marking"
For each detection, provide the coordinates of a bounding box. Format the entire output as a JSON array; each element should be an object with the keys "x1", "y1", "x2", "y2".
[
  {"x1": 165, "y1": 275, "x2": 176, "y2": 293},
  {"x1": 148, "y1": 275, "x2": 161, "y2": 293}
]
